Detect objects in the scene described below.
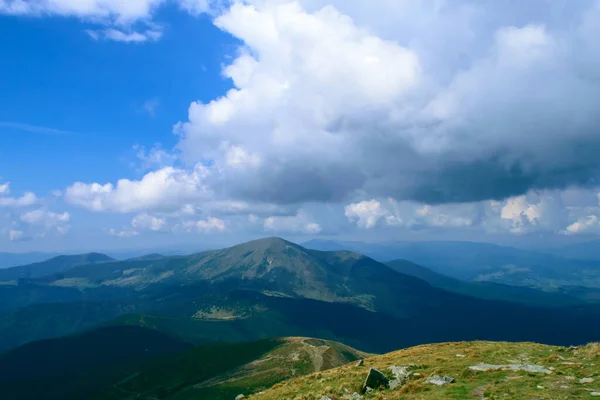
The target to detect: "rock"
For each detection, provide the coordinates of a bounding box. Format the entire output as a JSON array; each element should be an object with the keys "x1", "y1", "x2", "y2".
[
  {"x1": 537, "y1": 385, "x2": 544, "y2": 389},
  {"x1": 580, "y1": 378, "x2": 595, "y2": 383},
  {"x1": 365, "y1": 387, "x2": 373, "y2": 393},
  {"x1": 355, "y1": 359, "x2": 364, "y2": 367},
  {"x1": 235, "y1": 395, "x2": 246, "y2": 400},
  {"x1": 469, "y1": 363, "x2": 551, "y2": 374},
  {"x1": 425, "y1": 375, "x2": 455, "y2": 386},
  {"x1": 591, "y1": 392, "x2": 600, "y2": 397},
  {"x1": 342, "y1": 393, "x2": 363, "y2": 400},
  {"x1": 389, "y1": 366, "x2": 413, "y2": 389},
  {"x1": 456, "y1": 354, "x2": 467, "y2": 358},
  {"x1": 319, "y1": 397, "x2": 332, "y2": 400},
  {"x1": 361, "y1": 367, "x2": 389, "y2": 393}
]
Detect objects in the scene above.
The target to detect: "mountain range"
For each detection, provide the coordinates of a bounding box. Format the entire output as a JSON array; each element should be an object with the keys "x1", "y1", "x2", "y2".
[{"x1": 2, "y1": 237, "x2": 600, "y2": 399}]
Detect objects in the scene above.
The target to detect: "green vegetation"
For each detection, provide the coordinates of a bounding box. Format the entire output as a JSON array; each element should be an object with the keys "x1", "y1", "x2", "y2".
[
  {"x1": 0, "y1": 326, "x2": 192, "y2": 400},
  {"x1": 249, "y1": 341, "x2": 600, "y2": 400},
  {"x1": 98, "y1": 337, "x2": 368, "y2": 400}
]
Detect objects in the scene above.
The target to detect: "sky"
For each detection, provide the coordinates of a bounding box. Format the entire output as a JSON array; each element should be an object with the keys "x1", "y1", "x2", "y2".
[{"x1": 1, "y1": 0, "x2": 600, "y2": 253}]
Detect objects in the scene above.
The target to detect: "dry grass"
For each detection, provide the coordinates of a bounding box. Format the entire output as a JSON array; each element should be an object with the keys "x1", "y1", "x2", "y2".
[{"x1": 246, "y1": 341, "x2": 600, "y2": 400}]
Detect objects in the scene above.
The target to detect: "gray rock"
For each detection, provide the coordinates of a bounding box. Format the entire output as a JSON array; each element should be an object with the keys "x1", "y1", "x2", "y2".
[
  {"x1": 235, "y1": 396, "x2": 246, "y2": 400},
  {"x1": 591, "y1": 392, "x2": 600, "y2": 396},
  {"x1": 580, "y1": 377, "x2": 595, "y2": 383},
  {"x1": 356, "y1": 359, "x2": 364, "y2": 367},
  {"x1": 361, "y1": 368, "x2": 389, "y2": 393},
  {"x1": 425, "y1": 375, "x2": 455, "y2": 386},
  {"x1": 469, "y1": 363, "x2": 551, "y2": 374},
  {"x1": 389, "y1": 365, "x2": 413, "y2": 389},
  {"x1": 342, "y1": 393, "x2": 363, "y2": 400}
]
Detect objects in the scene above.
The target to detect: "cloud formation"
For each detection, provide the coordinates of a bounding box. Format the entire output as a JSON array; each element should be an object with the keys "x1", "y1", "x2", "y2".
[
  {"x1": 0, "y1": 183, "x2": 38, "y2": 208},
  {"x1": 172, "y1": 1, "x2": 600, "y2": 207}
]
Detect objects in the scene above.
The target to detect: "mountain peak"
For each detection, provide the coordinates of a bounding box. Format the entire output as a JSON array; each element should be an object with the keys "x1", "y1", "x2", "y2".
[{"x1": 233, "y1": 237, "x2": 300, "y2": 252}]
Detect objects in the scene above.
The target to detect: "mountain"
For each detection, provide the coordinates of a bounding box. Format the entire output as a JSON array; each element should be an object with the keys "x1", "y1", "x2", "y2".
[
  {"x1": 542, "y1": 239, "x2": 600, "y2": 261},
  {"x1": 0, "y1": 252, "x2": 58, "y2": 270},
  {"x1": 0, "y1": 252, "x2": 114, "y2": 282},
  {"x1": 304, "y1": 239, "x2": 600, "y2": 290},
  {"x1": 4, "y1": 237, "x2": 600, "y2": 354},
  {"x1": 385, "y1": 259, "x2": 587, "y2": 307},
  {"x1": 0, "y1": 325, "x2": 193, "y2": 400},
  {"x1": 248, "y1": 340, "x2": 600, "y2": 400},
  {"x1": 0, "y1": 327, "x2": 367, "y2": 400}
]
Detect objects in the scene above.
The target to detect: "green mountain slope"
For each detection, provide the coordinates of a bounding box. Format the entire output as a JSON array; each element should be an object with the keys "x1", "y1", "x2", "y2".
[
  {"x1": 0, "y1": 326, "x2": 367, "y2": 400},
  {"x1": 97, "y1": 337, "x2": 369, "y2": 400},
  {"x1": 0, "y1": 325, "x2": 192, "y2": 400},
  {"x1": 249, "y1": 341, "x2": 600, "y2": 400}
]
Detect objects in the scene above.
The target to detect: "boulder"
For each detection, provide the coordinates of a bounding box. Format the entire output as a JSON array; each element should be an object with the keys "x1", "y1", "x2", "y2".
[
  {"x1": 355, "y1": 359, "x2": 364, "y2": 367},
  {"x1": 235, "y1": 395, "x2": 246, "y2": 400},
  {"x1": 425, "y1": 375, "x2": 455, "y2": 386},
  {"x1": 361, "y1": 368, "x2": 389, "y2": 393},
  {"x1": 389, "y1": 366, "x2": 413, "y2": 389},
  {"x1": 580, "y1": 378, "x2": 594, "y2": 384}
]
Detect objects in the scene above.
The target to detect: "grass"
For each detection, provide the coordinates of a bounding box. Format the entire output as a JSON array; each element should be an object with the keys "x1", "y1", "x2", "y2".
[
  {"x1": 247, "y1": 341, "x2": 600, "y2": 400},
  {"x1": 97, "y1": 337, "x2": 370, "y2": 400}
]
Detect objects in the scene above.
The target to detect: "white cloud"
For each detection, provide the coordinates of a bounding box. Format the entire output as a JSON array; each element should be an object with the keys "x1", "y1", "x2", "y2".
[
  {"x1": 264, "y1": 213, "x2": 322, "y2": 234},
  {"x1": 171, "y1": 1, "x2": 600, "y2": 208},
  {"x1": 21, "y1": 209, "x2": 70, "y2": 227},
  {"x1": 131, "y1": 212, "x2": 167, "y2": 231},
  {"x1": 86, "y1": 28, "x2": 163, "y2": 43},
  {"x1": 0, "y1": 0, "x2": 165, "y2": 23},
  {"x1": 194, "y1": 217, "x2": 227, "y2": 233},
  {"x1": 108, "y1": 228, "x2": 140, "y2": 238},
  {"x1": 133, "y1": 144, "x2": 176, "y2": 170},
  {"x1": 0, "y1": 191, "x2": 38, "y2": 207},
  {"x1": 345, "y1": 200, "x2": 394, "y2": 229},
  {"x1": 8, "y1": 229, "x2": 29, "y2": 242},
  {"x1": 64, "y1": 165, "x2": 211, "y2": 213},
  {"x1": 563, "y1": 215, "x2": 600, "y2": 235},
  {"x1": 0, "y1": 182, "x2": 9, "y2": 195}
]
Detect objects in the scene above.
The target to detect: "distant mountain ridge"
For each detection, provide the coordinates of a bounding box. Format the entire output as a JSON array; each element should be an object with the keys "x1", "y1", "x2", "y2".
[
  {"x1": 0, "y1": 252, "x2": 59, "y2": 270},
  {"x1": 0, "y1": 252, "x2": 114, "y2": 282},
  {"x1": 303, "y1": 239, "x2": 600, "y2": 290}
]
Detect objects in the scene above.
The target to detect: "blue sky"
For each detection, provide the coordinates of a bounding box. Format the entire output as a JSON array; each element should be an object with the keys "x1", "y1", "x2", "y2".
[{"x1": 1, "y1": 0, "x2": 600, "y2": 252}]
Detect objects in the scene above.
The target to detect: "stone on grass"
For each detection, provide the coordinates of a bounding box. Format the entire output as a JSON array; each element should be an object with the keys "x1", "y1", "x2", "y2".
[
  {"x1": 361, "y1": 367, "x2": 389, "y2": 393},
  {"x1": 591, "y1": 392, "x2": 600, "y2": 396},
  {"x1": 235, "y1": 395, "x2": 245, "y2": 400},
  {"x1": 425, "y1": 375, "x2": 455, "y2": 386},
  {"x1": 355, "y1": 359, "x2": 364, "y2": 367},
  {"x1": 389, "y1": 366, "x2": 413, "y2": 389},
  {"x1": 342, "y1": 393, "x2": 363, "y2": 400},
  {"x1": 580, "y1": 378, "x2": 594, "y2": 384}
]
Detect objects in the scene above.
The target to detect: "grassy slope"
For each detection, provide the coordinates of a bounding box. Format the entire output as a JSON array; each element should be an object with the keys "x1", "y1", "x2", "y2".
[
  {"x1": 249, "y1": 341, "x2": 600, "y2": 400},
  {"x1": 0, "y1": 326, "x2": 193, "y2": 400},
  {"x1": 98, "y1": 337, "x2": 369, "y2": 400}
]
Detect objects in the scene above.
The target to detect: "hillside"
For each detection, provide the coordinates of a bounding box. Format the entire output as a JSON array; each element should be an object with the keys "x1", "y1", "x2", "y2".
[
  {"x1": 0, "y1": 252, "x2": 114, "y2": 282},
  {"x1": 97, "y1": 337, "x2": 369, "y2": 400},
  {"x1": 0, "y1": 325, "x2": 193, "y2": 400},
  {"x1": 0, "y1": 328, "x2": 367, "y2": 400},
  {"x1": 248, "y1": 341, "x2": 600, "y2": 400},
  {"x1": 385, "y1": 259, "x2": 586, "y2": 307}
]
